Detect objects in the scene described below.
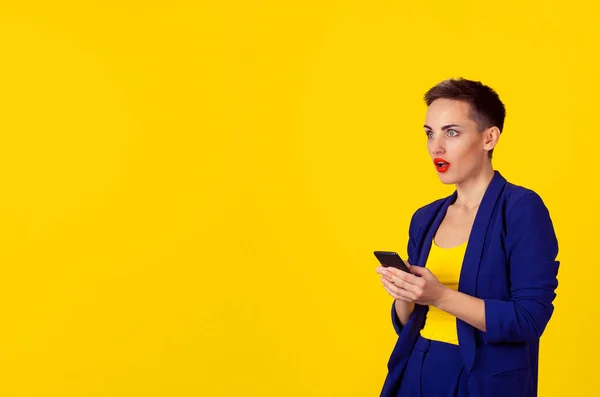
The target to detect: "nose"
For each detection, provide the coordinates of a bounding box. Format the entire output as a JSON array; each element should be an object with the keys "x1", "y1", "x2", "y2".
[{"x1": 429, "y1": 135, "x2": 445, "y2": 156}]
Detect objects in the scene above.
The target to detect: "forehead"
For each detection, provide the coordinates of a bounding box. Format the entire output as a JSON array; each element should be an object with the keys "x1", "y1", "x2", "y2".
[{"x1": 424, "y1": 99, "x2": 476, "y2": 127}]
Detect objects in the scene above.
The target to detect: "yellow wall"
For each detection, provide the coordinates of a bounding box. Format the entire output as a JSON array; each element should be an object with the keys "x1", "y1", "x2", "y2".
[{"x1": 0, "y1": 1, "x2": 594, "y2": 395}]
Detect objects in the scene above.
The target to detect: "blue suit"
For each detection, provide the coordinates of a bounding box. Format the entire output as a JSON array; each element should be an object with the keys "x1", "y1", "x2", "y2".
[{"x1": 380, "y1": 171, "x2": 560, "y2": 397}]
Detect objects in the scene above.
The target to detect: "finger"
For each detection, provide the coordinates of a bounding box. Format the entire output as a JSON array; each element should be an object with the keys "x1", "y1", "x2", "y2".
[
  {"x1": 380, "y1": 269, "x2": 398, "y2": 283},
  {"x1": 382, "y1": 276, "x2": 403, "y2": 294},
  {"x1": 378, "y1": 266, "x2": 396, "y2": 276},
  {"x1": 383, "y1": 282, "x2": 416, "y2": 302},
  {"x1": 382, "y1": 277, "x2": 417, "y2": 301},
  {"x1": 383, "y1": 285, "x2": 401, "y2": 300},
  {"x1": 393, "y1": 277, "x2": 421, "y2": 295},
  {"x1": 392, "y1": 285, "x2": 416, "y2": 301},
  {"x1": 386, "y1": 266, "x2": 420, "y2": 281},
  {"x1": 384, "y1": 270, "x2": 421, "y2": 293},
  {"x1": 382, "y1": 283, "x2": 399, "y2": 299},
  {"x1": 382, "y1": 282, "x2": 404, "y2": 300},
  {"x1": 383, "y1": 267, "x2": 409, "y2": 282}
]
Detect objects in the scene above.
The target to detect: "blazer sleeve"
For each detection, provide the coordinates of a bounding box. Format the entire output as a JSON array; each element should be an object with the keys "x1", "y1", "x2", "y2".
[
  {"x1": 483, "y1": 192, "x2": 560, "y2": 344},
  {"x1": 391, "y1": 209, "x2": 421, "y2": 335}
]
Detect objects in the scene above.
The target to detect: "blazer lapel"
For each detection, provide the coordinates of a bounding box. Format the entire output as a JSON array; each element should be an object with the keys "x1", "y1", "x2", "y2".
[
  {"x1": 457, "y1": 170, "x2": 507, "y2": 372},
  {"x1": 458, "y1": 170, "x2": 507, "y2": 296}
]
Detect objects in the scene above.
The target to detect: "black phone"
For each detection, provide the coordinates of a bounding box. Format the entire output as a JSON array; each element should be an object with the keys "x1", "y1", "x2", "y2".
[{"x1": 373, "y1": 251, "x2": 411, "y2": 273}]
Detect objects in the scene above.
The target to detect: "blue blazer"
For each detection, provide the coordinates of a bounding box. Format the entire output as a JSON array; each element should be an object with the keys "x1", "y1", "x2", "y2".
[{"x1": 380, "y1": 171, "x2": 560, "y2": 397}]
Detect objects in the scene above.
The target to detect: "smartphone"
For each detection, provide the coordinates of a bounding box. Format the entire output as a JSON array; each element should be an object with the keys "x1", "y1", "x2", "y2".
[{"x1": 373, "y1": 251, "x2": 411, "y2": 273}]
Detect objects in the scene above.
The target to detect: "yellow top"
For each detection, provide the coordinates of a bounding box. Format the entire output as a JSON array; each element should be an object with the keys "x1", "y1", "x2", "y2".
[{"x1": 419, "y1": 237, "x2": 467, "y2": 345}]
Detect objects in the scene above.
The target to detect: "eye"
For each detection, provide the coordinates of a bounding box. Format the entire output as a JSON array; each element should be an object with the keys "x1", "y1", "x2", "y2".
[
  {"x1": 446, "y1": 129, "x2": 459, "y2": 137},
  {"x1": 425, "y1": 130, "x2": 434, "y2": 139}
]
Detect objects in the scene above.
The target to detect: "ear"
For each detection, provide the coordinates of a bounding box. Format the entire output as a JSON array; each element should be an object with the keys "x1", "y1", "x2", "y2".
[{"x1": 482, "y1": 126, "x2": 500, "y2": 152}]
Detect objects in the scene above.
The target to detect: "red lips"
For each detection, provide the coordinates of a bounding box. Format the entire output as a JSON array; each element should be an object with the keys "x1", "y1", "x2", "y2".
[{"x1": 434, "y1": 157, "x2": 451, "y2": 173}]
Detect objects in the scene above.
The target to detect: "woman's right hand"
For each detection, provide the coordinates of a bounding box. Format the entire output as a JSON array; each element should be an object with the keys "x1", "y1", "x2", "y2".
[
  {"x1": 376, "y1": 263, "x2": 416, "y2": 325},
  {"x1": 376, "y1": 259, "x2": 414, "y2": 301}
]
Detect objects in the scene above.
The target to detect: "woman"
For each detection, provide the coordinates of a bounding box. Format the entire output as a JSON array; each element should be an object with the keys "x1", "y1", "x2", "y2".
[{"x1": 375, "y1": 78, "x2": 559, "y2": 397}]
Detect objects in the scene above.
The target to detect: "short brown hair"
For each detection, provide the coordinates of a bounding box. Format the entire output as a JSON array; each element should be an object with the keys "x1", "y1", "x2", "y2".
[{"x1": 424, "y1": 78, "x2": 506, "y2": 159}]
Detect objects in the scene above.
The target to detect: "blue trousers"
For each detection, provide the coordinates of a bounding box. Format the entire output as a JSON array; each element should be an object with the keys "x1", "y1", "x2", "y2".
[{"x1": 397, "y1": 336, "x2": 469, "y2": 397}]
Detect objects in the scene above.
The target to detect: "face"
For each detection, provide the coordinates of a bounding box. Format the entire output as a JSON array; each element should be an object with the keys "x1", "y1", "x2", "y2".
[{"x1": 424, "y1": 98, "x2": 492, "y2": 184}]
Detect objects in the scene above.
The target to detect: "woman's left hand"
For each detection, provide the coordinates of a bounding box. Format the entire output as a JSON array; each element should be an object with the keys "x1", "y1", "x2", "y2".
[{"x1": 380, "y1": 265, "x2": 449, "y2": 307}]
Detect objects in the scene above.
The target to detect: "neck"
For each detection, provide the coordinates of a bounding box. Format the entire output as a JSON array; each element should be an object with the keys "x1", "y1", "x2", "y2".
[{"x1": 453, "y1": 161, "x2": 495, "y2": 210}]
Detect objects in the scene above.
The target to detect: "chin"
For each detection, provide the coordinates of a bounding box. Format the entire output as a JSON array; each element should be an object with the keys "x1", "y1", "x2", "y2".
[{"x1": 436, "y1": 171, "x2": 457, "y2": 185}]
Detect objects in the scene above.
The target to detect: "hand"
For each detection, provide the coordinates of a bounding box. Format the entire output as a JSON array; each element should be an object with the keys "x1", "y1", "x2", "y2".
[{"x1": 376, "y1": 262, "x2": 448, "y2": 306}]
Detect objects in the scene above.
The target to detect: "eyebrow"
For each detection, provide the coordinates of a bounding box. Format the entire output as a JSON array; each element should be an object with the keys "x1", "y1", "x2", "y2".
[{"x1": 423, "y1": 124, "x2": 462, "y2": 130}]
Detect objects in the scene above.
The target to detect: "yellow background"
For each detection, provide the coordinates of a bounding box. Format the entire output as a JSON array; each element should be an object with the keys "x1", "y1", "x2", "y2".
[{"x1": 0, "y1": 1, "x2": 595, "y2": 395}]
